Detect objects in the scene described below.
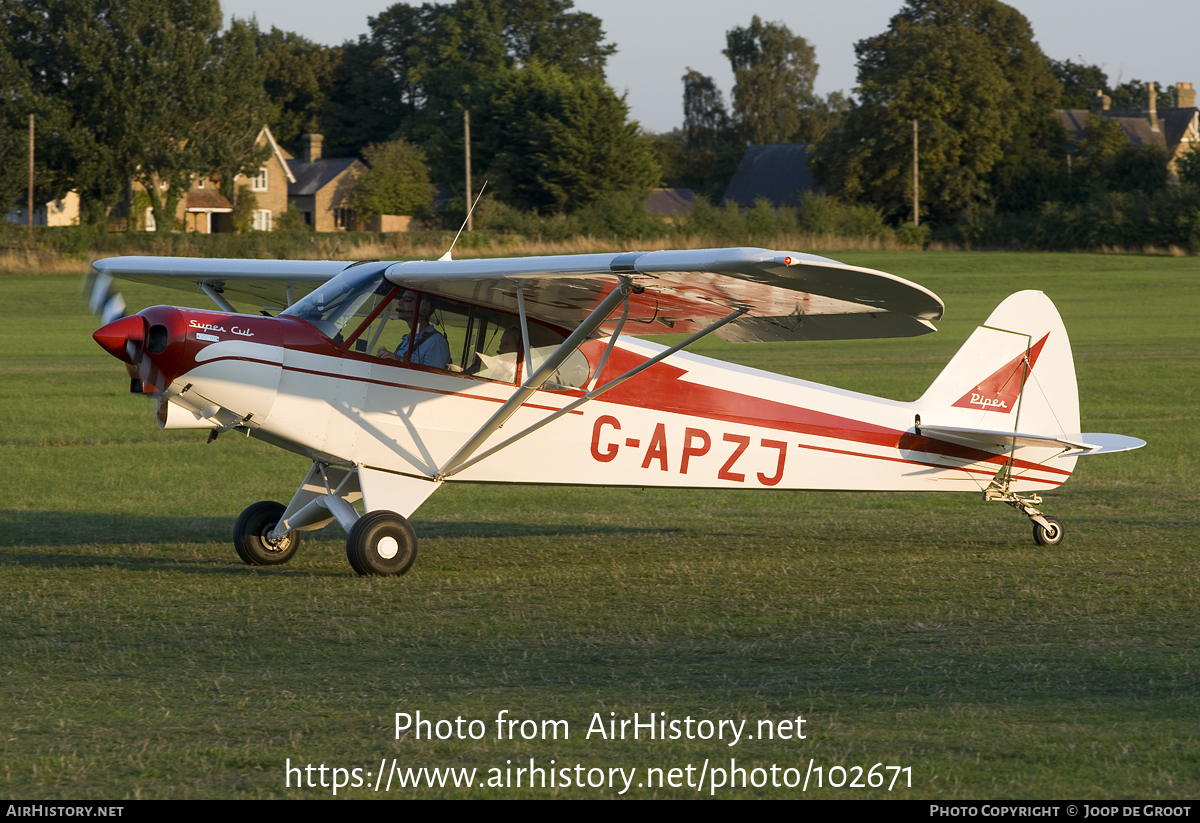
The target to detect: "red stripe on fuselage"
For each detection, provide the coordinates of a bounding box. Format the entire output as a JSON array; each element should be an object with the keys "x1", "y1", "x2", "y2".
[{"x1": 581, "y1": 342, "x2": 1071, "y2": 478}]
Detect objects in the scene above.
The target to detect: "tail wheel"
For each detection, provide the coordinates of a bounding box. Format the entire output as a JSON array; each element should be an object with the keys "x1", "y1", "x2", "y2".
[
  {"x1": 234, "y1": 501, "x2": 301, "y2": 566},
  {"x1": 1032, "y1": 516, "x2": 1065, "y2": 547},
  {"x1": 346, "y1": 510, "x2": 418, "y2": 576}
]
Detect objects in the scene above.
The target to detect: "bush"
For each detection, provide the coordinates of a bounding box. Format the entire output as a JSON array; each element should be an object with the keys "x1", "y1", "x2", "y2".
[
  {"x1": 275, "y1": 208, "x2": 310, "y2": 234},
  {"x1": 474, "y1": 198, "x2": 581, "y2": 241},
  {"x1": 795, "y1": 192, "x2": 889, "y2": 237},
  {"x1": 573, "y1": 192, "x2": 665, "y2": 239},
  {"x1": 896, "y1": 222, "x2": 931, "y2": 247},
  {"x1": 682, "y1": 197, "x2": 747, "y2": 241}
]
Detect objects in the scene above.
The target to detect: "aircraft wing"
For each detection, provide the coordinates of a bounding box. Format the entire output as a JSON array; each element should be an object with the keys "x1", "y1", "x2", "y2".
[
  {"x1": 92, "y1": 248, "x2": 944, "y2": 342},
  {"x1": 387, "y1": 247, "x2": 944, "y2": 342},
  {"x1": 91, "y1": 257, "x2": 355, "y2": 311}
]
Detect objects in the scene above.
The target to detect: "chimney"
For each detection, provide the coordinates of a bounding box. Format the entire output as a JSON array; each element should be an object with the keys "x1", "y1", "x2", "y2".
[
  {"x1": 302, "y1": 134, "x2": 324, "y2": 163},
  {"x1": 1145, "y1": 82, "x2": 1159, "y2": 131},
  {"x1": 1177, "y1": 82, "x2": 1196, "y2": 109},
  {"x1": 1090, "y1": 89, "x2": 1111, "y2": 111}
]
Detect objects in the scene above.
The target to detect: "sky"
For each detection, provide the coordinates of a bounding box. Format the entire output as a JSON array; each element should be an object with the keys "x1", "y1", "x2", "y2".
[{"x1": 221, "y1": 0, "x2": 1199, "y2": 134}]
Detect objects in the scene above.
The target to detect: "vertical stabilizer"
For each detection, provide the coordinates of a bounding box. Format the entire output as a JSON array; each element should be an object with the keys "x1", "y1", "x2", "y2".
[{"x1": 917, "y1": 291, "x2": 1080, "y2": 443}]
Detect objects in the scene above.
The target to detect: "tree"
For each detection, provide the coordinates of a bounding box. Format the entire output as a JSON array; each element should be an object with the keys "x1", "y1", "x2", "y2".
[
  {"x1": 257, "y1": 27, "x2": 342, "y2": 153},
  {"x1": 663, "y1": 70, "x2": 744, "y2": 201},
  {"x1": 2, "y1": 0, "x2": 272, "y2": 230},
  {"x1": 349, "y1": 139, "x2": 435, "y2": 219},
  {"x1": 230, "y1": 184, "x2": 258, "y2": 233},
  {"x1": 475, "y1": 63, "x2": 659, "y2": 214},
  {"x1": 1109, "y1": 79, "x2": 1162, "y2": 111},
  {"x1": 1178, "y1": 148, "x2": 1200, "y2": 188},
  {"x1": 812, "y1": 0, "x2": 1062, "y2": 224},
  {"x1": 683, "y1": 69, "x2": 733, "y2": 151},
  {"x1": 322, "y1": 0, "x2": 616, "y2": 183},
  {"x1": 204, "y1": 19, "x2": 274, "y2": 204},
  {"x1": 1049, "y1": 58, "x2": 1108, "y2": 109},
  {"x1": 723, "y1": 16, "x2": 818, "y2": 145}
]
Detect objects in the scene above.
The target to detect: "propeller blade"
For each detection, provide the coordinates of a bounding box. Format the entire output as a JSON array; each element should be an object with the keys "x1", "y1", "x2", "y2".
[{"x1": 84, "y1": 271, "x2": 127, "y2": 325}]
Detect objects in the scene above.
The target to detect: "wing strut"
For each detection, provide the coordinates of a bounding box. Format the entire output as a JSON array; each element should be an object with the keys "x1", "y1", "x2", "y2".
[
  {"x1": 200, "y1": 283, "x2": 236, "y2": 313},
  {"x1": 437, "y1": 304, "x2": 748, "y2": 481},
  {"x1": 437, "y1": 279, "x2": 636, "y2": 479}
]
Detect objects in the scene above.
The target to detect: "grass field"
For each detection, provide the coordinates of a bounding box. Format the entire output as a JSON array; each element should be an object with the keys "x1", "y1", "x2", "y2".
[{"x1": 1, "y1": 251, "x2": 1197, "y2": 799}]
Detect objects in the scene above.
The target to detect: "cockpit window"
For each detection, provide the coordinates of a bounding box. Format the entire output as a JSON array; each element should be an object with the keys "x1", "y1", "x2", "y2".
[
  {"x1": 283, "y1": 269, "x2": 590, "y2": 390},
  {"x1": 280, "y1": 267, "x2": 389, "y2": 339}
]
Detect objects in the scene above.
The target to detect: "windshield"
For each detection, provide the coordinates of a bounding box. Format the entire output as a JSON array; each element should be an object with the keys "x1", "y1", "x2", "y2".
[{"x1": 281, "y1": 266, "x2": 389, "y2": 339}]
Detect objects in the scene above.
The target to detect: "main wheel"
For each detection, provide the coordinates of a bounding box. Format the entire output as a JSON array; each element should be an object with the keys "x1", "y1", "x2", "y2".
[
  {"x1": 346, "y1": 510, "x2": 418, "y2": 576},
  {"x1": 1032, "y1": 516, "x2": 1065, "y2": 546},
  {"x1": 234, "y1": 501, "x2": 300, "y2": 566}
]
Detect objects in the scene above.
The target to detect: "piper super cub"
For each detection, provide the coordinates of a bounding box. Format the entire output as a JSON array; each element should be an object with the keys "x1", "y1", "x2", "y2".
[{"x1": 88, "y1": 248, "x2": 1144, "y2": 576}]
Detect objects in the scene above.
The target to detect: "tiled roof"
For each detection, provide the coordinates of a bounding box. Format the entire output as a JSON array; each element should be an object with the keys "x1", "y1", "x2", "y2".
[
  {"x1": 287, "y1": 158, "x2": 360, "y2": 196},
  {"x1": 721, "y1": 144, "x2": 814, "y2": 208},
  {"x1": 184, "y1": 190, "x2": 233, "y2": 211},
  {"x1": 646, "y1": 188, "x2": 695, "y2": 216}
]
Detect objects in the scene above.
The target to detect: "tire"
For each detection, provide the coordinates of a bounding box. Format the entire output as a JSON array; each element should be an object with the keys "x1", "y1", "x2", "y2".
[
  {"x1": 346, "y1": 510, "x2": 418, "y2": 576},
  {"x1": 234, "y1": 501, "x2": 300, "y2": 566},
  {"x1": 1032, "y1": 516, "x2": 1065, "y2": 547}
]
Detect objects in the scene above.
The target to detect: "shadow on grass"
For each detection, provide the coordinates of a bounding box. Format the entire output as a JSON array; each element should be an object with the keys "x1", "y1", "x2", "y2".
[
  {"x1": 0, "y1": 509, "x2": 684, "y2": 548},
  {"x1": 0, "y1": 547, "x2": 352, "y2": 576}
]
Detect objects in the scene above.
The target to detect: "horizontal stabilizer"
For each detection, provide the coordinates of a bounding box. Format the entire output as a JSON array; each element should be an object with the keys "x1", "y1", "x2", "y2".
[
  {"x1": 1071, "y1": 433, "x2": 1147, "y2": 455},
  {"x1": 921, "y1": 425, "x2": 1145, "y2": 455}
]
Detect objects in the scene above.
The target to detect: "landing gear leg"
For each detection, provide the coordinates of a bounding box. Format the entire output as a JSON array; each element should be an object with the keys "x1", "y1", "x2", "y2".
[{"x1": 984, "y1": 464, "x2": 1065, "y2": 546}]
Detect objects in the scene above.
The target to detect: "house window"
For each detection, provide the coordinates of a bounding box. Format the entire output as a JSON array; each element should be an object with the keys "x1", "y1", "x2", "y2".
[
  {"x1": 144, "y1": 207, "x2": 156, "y2": 232},
  {"x1": 251, "y1": 168, "x2": 268, "y2": 191},
  {"x1": 196, "y1": 178, "x2": 205, "y2": 189},
  {"x1": 252, "y1": 209, "x2": 272, "y2": 232},
  {"x1": 334, "y1": 206, "x2": 355, "y2": 230}
]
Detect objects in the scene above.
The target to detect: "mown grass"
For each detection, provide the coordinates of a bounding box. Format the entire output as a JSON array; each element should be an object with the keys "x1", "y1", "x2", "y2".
[{"x1": 1, "y1": 252, "x2": 1197, "y2": 799}]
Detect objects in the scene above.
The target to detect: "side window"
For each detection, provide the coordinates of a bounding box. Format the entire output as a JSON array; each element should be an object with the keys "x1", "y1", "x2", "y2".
[
  {"x1": 465, "y1": 312, "x2": 523, "y2": 382},
  {"x1": 528, "y1": 324, "x2": 589, "y2": 390},
  {"x1": 346, "y1": 292, "x2": 589, "y2": 389}
]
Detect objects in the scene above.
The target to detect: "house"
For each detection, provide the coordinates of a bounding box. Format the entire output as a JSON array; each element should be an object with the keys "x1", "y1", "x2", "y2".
[
  {"x1": 1057, "y1": 82, "x2": 1199, "y2": 179},
  {"x1": 286, "y1": 134, "x2": 366, "y2": 232},
  {"x1": 215, "y1": 126, "x2": 293, "y2": 233},
  {"x1": 6, "y1": 191, "x2": 80, "y2": 228},
  {"x1": 721, "y1": 144, "x2": 814, "y2": 208},
  {"x1": 133, "y1": 126, "x2": 294, "y2": 233}
]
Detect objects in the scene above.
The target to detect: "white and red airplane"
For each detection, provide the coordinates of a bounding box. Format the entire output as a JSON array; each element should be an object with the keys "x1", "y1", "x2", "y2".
[{"x1": 88, "y1": 248, "x2": 1143, "y2": 575}]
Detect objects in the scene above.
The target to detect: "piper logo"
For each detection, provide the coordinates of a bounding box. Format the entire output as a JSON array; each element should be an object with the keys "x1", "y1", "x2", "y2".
[{"x1": 953, "y1": 333, "x2": 1050, "y2": 414}]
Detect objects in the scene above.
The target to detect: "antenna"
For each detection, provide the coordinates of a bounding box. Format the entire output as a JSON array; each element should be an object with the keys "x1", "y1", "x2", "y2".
[{"x1": 438, "y1": 181, "x2": 487, "y2": 262}]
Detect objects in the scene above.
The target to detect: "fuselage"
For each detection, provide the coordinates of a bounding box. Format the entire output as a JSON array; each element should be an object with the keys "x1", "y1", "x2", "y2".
[{"x1": 100, "y1": 305, "x2": 1072, "y2": 495}]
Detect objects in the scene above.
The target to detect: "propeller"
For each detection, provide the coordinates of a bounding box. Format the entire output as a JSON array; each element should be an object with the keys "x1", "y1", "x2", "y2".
[{"x1": 84, "y1": 270, "x2": 161, "y2": 393}]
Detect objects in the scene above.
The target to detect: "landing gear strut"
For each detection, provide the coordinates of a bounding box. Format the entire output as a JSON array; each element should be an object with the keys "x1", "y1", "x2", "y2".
[
  {"x1": 231, "y1": 462, "x2": 432, "y2": 575},
  {"x1": 984, "y1": 464, "x2": 1065, "y2": 546}
]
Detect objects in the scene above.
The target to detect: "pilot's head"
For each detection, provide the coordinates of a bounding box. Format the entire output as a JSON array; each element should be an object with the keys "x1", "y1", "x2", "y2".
[
  {"x1": 498, "y1": 326, "x2": 521, "y2": 355},
  {"x1": 397, "y1": 290, "x2": 434, "y2": 325}
]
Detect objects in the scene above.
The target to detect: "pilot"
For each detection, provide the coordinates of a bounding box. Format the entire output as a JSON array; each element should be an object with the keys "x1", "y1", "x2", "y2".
[
  {"x1": 377, "y1": 290, "x2": 451, "y2": 369},
  {"x1": 484, "y1": 325, "x2": 523, "y2": 382}
]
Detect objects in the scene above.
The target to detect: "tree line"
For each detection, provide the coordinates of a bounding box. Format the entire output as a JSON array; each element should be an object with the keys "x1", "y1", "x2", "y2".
[
  {"x1": 3, "y1": 0, "x2": 1198, "y2": 250},
  {"x1": 659, "y1": 0, "x2": 1200, "y2": 249}
]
